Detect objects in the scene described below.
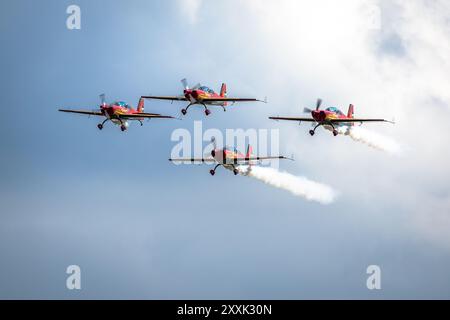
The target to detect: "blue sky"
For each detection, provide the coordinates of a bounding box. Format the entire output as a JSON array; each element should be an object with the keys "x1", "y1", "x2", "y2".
[{"x1": 1, "y1": 0, "x2": 450, "y2": 299}]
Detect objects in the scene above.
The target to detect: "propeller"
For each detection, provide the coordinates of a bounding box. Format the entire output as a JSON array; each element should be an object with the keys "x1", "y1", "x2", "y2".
[
  {"x1": 303, "y1": 98, "x2": 322, "y2": 113},
  {"x1": 205, "y1": 136, "x2": 218, "y2": 158},
  {"x1": 181, "y1": 78, "x2": 201, "y2": 91},
  {"x1": 99, "y1": 93, "x2": 106, "y2": 107},
  {"x1": 181, "y1": 78, "x2": 189, "y2": 90},
  {"x1": 316, "y1": 98, "x2": 322, "y2": 110}
]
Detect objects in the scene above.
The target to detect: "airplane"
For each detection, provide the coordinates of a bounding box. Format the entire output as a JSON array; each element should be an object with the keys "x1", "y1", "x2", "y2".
[
  {"x1": 169, "y1": 138, "x2": 292, "y2": 176},
  {"x1": 59, "y1": 94, "x2": 175, "y2": 131},
  {"x1": 141, "y1": 78, "x2": 265, "y2": 116},
  {"x1": 269, "y1": 99, "x2": 393, "y2": 136}
]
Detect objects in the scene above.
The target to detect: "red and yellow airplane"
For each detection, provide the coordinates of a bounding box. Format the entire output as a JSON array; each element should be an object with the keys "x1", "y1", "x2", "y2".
[
  {"x1": 269, "y1": 99, "x2": 393, "y2": 136},
  {"x1": 141, "y1": 78, "x2": 265, "y2": 116},
  {"x1": 59, "y1": 94, "x2": 175, "y2": 131},
  {"x1": 169, "y1": 138, "x2": 292, "y2": 176}
]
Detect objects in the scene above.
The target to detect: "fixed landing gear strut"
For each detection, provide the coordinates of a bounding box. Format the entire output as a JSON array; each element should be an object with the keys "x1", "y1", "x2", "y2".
[
  {"x1": 309, "y1": 123, "x2": 339, "y2": 137},
  {"x1": 97, "y1": 119, "x2": 109, "y2": 130},
  {"x1": 210, "y1": 164, "x2": 222, "y2": 176},
  {"x1": 309, "y1": 123, "x2": 322, "y2": 136},
  {"x1": 209, "y1": 164, "x2": 240, "y2": 176},
  {"x1": 181, "y1": 103, "x2": 211, "y2": 116},
  {"x1": 117, "y1": 118, "x2": 127, "y2": 132},
  {"x1": 330, "y1": 123, "x2": 338, "y2": 136}
]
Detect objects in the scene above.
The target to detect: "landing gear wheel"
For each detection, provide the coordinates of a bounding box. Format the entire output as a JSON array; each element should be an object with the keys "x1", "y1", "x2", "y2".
[
  {"x1": 97, "y1": 124, "x2": 103, "y2": 130},
  {"x1": 209, "y1": 170, "x2": 215, "y2": 176},
  {"x1": 233, "y1": 169, "x2": 239, "y2": 175},
  {"x1": 309, "y1": 130, "x2": 315, "y2": 136},
  {"x1": 181, "y1": 109, "x2": 187, "y2": 115},
  {"x1": 333, "y1": 129, "x2": 338, "y2": 136},
  {"x1": 120, "y1": 125, "x2": 127, "y2": 132},
  {"x1": 205, "y1": 109, "x2": 211, "y2": 116}
]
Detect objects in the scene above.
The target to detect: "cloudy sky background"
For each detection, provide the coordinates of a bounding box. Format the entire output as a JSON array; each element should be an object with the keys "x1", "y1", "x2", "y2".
[{"x1": 0, "y1": 0, "x2": 449, "y2": 298}]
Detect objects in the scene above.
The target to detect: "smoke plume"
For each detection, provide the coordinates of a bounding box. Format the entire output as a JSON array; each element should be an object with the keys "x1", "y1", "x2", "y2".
[
  {"x1": 341, "y1": 126, "x2": 402, "y2": 155},
  {"x1": 239, "y1": 166, "x2": 337, "y2": 204}
]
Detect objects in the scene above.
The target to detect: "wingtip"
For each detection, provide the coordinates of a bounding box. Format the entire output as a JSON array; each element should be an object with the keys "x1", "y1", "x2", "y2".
[{"x1": 280, "y1": 155, "x2": 295, "y2": 161}]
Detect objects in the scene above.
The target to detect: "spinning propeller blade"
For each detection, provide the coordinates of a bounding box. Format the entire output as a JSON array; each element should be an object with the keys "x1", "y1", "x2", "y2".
[
  {"x1": 99, "y1": 93, "x2": 106, "y2": 107},
  {"x1": 181, "y1": 78, "x2": 189, "y2": 90},
  {"x1": 316, "y1": 98, "x2": 322, "y2": 110},
  {"x1": 303, "y1": 107, "x2": 313, "y2": 113}
]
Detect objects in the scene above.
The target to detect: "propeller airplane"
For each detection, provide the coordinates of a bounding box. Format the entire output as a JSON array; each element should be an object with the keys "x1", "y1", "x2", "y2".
[
  {"x1": 169, "y1": 137, "x2": 292, "y2": 176},
  {"x1": 59, "y1": 94, "x2": 175, "y2": 131},
  {"x1": 142, "y1": 78, "x2": 265, "y2": 116},
  {"x1": 269, "y1": 99, "x2": 393, "y2": 136}
]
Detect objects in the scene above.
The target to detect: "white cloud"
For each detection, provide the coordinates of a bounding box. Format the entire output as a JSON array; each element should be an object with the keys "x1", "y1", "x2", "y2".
[
  {"x1": 178, "y1": 0, "x2": 450, "y2": 247},
  {"x1": 178, "y1": 0, "x2": 203, "y2": 25}
]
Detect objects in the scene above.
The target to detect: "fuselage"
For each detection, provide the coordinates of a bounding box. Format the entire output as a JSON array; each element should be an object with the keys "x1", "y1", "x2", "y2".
[
  {"x1": 184, "y1": 87, "x2": 225, "y2": 106},
  {"x1": 211, "y1": 147, "x2": 247, "y2": 171},
  {"x1": 100, "y1": 101, "x2": 139, "y2": 127},
  {"x1": 311, "y1": 107, "x2": 353, "y2": 133}
]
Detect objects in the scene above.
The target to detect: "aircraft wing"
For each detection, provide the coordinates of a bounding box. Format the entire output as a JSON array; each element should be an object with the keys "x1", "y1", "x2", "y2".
[
  {"x1": 269, "y1": 116, "x2": 316, "y2": 122},
  {"x1": 59, "y1": 109, "x2": 103, "y2": 116},
  {"x1": 329, "y1": 118, "x2": 393, "y2": 123},
  {"x1": 119, "y1": 113, "x2": 175, "y2": 119},
  {"x1": 141, "y1": 95, "x2": 187, "y2": 101},
  {"x1": 169, "y1": 158, "x2": 216, "y2": 163},
  {"x1": 202, "y1": 97, "x2": 261, "y2": 103},
  {"x1": 234, "y1": 155, "x2": 293, "y2": 163}
]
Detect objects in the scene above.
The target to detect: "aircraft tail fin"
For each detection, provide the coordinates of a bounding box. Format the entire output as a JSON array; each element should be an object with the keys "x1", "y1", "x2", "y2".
[
  {"x1": 246, "y1": 144, "x2": 254, "y2": 171},
  {"x1": 137, "y1": 97, "x2": 145, "y2": 112},
  {"x1": 220, "y1": 83, "x2": 227, "y2": 107},
  {"x1": 220, "y1": 83, "x2": 227, "y2": 97},
  {"x1": 246, "y1": 144, "x2": 253, "y2": 158},
  {"x1": 347, "y1": 104, "x2": 354, "y2": 118}
]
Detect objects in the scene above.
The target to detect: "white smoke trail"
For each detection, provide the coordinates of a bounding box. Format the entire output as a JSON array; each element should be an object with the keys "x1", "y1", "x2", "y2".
[
  {"x1": 341, "y1": 126, "x2": 402, "y2": 155},
  {"x1": 239, "y1": 166, "x2": 337, "y2": 204}
]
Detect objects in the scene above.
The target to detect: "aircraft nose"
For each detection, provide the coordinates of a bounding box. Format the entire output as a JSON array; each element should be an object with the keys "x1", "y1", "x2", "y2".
[
  {"x1": 319, "y1": 110, "x2": 326, "y2": 121},
  {"x1": 313, "y1": 110, "x2": 326, "y2": 121},
  {"x1": 211, "y1": 149, "x2": 216, "y2": 157},
  {"x1": 312, "y1": 110, "x2": 319, "y2": 119}
]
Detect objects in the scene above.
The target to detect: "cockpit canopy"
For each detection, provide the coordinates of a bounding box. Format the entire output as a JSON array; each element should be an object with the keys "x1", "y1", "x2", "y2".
[
  {"x1": 326, "y1": 107, "x2": 344, "y2": 115},
  {"x1": 198, "y1": 86, "x2": 215, "y2": 94},
  {"x1": 112, "y1": 101, "x2": 131, "y2": 109}
]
